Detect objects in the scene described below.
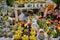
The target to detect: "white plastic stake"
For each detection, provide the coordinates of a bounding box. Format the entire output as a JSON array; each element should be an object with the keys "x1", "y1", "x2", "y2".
[{"x1": 14, "y1": 9, "x2": 18, "y2": 21}]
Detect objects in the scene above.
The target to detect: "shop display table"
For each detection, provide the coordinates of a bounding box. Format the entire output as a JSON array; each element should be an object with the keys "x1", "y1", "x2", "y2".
[{"x1": 0, "y1": 37, "x2": 13, "y2": 40}]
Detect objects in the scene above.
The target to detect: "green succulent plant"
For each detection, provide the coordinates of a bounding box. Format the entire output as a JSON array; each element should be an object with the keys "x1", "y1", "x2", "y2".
[{"x1": 51, "y1": 29, "x2": 58, "y2": 38}]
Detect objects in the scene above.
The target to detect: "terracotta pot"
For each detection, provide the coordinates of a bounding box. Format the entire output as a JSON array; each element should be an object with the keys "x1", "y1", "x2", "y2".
[
  {"x1": 28, "y1": 21, "x2": 32, "y2": 25},
  {"x1": 38, "y1": 16, "x2": 42, "y2": 19},
  {"x1": 21, "y1": 21, "x2": 26, "y2": 25}
]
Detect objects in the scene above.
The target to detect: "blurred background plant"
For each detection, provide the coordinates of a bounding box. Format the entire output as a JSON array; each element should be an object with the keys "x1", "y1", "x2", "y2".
[{"x1": 52, "y1": 0, "x2": 60, "y2": 9}]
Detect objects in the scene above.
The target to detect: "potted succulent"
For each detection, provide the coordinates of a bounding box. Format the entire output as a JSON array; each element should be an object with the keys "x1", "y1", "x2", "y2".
[
  {"x1": 30, "y1": 35, "x2": 37, "y2": 40},
  {"x1": 22, "y1": 35, "x2": 29, "y2": 40},
  {"x1": 51, "y1": 28, "x2": 58, "y2": 38},
  {"x1": 37, "y1": 19, "x2": 44, "y2": 28}
]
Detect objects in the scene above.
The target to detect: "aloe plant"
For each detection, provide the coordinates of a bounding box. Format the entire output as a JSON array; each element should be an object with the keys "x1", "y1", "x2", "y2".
[{"x1": 51, "y1": 29, "x2": 58, "y2": 38}]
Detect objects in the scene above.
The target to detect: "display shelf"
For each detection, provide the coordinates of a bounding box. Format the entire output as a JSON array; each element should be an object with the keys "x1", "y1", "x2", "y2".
[
  {"x1": 0, "y1": 38, "x2": 13, "y2": 40},
  {"x1": 9, "y1": 7, "x2": 41, "y2": 10}
]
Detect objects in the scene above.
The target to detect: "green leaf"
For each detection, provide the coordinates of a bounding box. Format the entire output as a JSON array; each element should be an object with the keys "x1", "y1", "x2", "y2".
[
  {"x1": 0, "y1": 0, "x2": 4, "y2": 2},
  {"x1": 52, "y1": 0, "x2": 60, "y2": 5},
  {"x1": 6, "y1": 0, "x2": 14, "y2": 6}
]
